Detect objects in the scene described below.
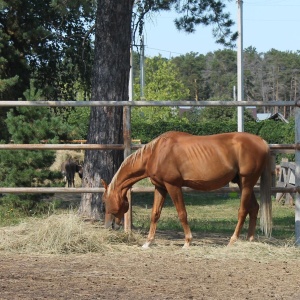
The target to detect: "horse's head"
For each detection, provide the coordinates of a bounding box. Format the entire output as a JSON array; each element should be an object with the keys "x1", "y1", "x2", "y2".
[
  {"x1": 76, "y1": 165, "x2": 83, "y2": 179},
  {"x1": 101, "y1": 179, "x2": 129, "y2": 228}
]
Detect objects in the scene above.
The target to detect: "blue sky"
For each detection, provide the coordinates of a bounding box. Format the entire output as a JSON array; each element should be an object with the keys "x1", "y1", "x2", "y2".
[{"x1": 142, "y1": 0, "x2": 300, "y2": 58}]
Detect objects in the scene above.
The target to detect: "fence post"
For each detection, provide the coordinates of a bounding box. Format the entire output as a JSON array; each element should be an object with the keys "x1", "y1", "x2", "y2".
[
  {"x1": 123, "y1": 104, "x2": 132, "y2": 232},
  {"x1": 295, "y1": 106, "x2": 300, "y2": 245}
]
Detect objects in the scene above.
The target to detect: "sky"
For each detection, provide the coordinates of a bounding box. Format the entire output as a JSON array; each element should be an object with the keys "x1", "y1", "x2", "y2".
[{"x1": 141, "y1": 0, "x2": 300, "y2": 58}]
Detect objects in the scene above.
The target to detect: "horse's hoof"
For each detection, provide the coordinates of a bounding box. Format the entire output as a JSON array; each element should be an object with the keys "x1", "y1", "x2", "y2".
[
  {"x1": 182, "y1": 243, "x2": 190, "y2": 249},
  {"x1": 227, "y1": 238, "x2": 237, "y2": 246},
  {"x1": 142, "y1": 242, "x2": 151, "y2": 249}
]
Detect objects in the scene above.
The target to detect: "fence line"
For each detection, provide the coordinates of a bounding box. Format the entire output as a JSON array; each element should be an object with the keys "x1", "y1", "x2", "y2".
[
  {"x1": 0, "y1": 100, "x2": 297, "y2": 195},
  {"x1": 0, "y1": 186, "x2": 299, "y2": 194},
  {"x1": 0, "y1": 100, "x2": 297, "y2": 107},
  {"x1": 0, "y1": 143, "x2": 297, "y2": 152},
  {"x1": 1, "y1": 99, "x2": 299, "y2": 241}
]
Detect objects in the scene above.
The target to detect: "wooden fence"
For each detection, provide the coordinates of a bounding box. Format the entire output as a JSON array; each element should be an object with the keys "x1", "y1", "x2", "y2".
[
  {"x1": 276, "y1": 159, "x2": 296, "y2": 205},
  {"x1": 1, "y1": 100, "x2": 300, "y2": 242}
]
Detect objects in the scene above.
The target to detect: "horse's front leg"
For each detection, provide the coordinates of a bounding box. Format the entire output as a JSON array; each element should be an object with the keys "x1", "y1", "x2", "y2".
[
  {"x1": 165, "y1": 183, "x2": 192, "y2": 248},
  {"x1": 142, "y1": 186, "x2": 167, "y2": 249}
]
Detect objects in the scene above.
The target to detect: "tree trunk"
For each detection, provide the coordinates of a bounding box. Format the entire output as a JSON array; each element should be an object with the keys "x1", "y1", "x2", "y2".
[{"x1": 78, "y1": 0, "x2": 134, "y2": 220}]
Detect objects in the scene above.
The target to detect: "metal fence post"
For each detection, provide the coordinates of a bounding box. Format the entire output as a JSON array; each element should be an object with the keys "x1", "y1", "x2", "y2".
[
  {"x1": 295, "y1": 106, "x2": 300, "y2": 245},
  {"x1": 295, "y1": 106, "x2": 300, "y2": 246},
  {"x1": 123, "y1": 104, "x2": 132, "y2": 232}
]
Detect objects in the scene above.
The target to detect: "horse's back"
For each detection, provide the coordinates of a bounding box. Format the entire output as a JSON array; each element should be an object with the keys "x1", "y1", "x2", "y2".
[
  {"x1": 146, "y1": 131, "x2": 269, "y2": 190},
  {"x1": 154, "y1": 131, "x2": 268, "y2": 159}
]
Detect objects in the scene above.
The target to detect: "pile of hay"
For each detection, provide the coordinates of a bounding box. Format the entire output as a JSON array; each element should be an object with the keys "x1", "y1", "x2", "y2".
[
  {"x1": 2, "y1": 211, "x2": 300, "y2": 261},
  {"x1": 0, "y1": 212, "x2": 143, "y2": 254}
]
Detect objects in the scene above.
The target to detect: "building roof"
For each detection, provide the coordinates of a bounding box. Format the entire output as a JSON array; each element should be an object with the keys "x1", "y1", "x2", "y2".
[{"x1": 257, "y1": 112, "x2": 289, "y2": 123}]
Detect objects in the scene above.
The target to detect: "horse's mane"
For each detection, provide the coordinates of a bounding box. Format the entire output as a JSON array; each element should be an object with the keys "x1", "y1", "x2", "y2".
[{"x1": 108, "y1": 136, "x2": 161, "y2": 193}]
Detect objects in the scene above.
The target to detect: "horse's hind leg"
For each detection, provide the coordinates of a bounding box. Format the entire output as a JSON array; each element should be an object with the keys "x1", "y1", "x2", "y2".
[
  {"x1": 229, "y1": 186, "x2": 254, "y2": 245},
  {"x1": 142, "y1": 186, "x2": 167, "y2": 249},
  {"x1": 246, "y1": 191, "x2": 259, "y2": 242}
]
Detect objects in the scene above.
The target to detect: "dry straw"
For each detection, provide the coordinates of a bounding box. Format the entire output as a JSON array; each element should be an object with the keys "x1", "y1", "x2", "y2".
[
  {"x1": 0, "y1": 212, "x2": 143, "y2": 254},
  {"x1": 1, "y1": 211, "x2": 300, "y2": 262}
]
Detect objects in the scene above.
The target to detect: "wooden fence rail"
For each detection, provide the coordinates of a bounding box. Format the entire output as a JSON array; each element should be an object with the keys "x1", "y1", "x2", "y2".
[
  {"x1": 0, "y1": 100, "x2": 297, "y2": 107},
  {"x1": 0, "y1": 186, "x2": 299, "y2": 194},
  {"x1": 1, "y1": 99, "x2": 300, "y2": 242},
  {"x1": 0, "y1": 143, "x2": 297, "y2": 152}
]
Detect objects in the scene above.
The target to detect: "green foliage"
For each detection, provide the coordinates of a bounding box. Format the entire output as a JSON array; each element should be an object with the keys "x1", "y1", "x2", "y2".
[
  {"x1": 196, "y1": 105, "x2": 255, "y2": 122},
  {"x1": 172, "y1": 52, "x2": 209, "y2": 100},
  {"x1": 0, "y1": 0, "x2": 95, "y2": 100},
  {"x1": 142, "y1": 56, "x2": 189, "y2": 100},
  {"x1": 258, "y1": 120, "x2": 291, "y2": 144},
  {"x1": 0, "y1": 200, "x2": 29, "y2": 226},
  {"x1": 6, "y1": 106, "x2": 70, "y2": 143},
  {"x1": 0, "y1": 84, "x2": 70, "y2": 214},
  {"x1": 132, "y1": 115, "x2": 294, "y2": 146},
  {"x1": 204, "y1": 50, "x2": 237, "y2": 99},
  {"x1": 62, "y1": 107, "x2": 90, "y2": 140},
  {"x1": 133, "y1": 55, "x2": 190, "y2": 124},
  {"x1": 51, "y1": 106, "x2": 90, "y2": 140}
]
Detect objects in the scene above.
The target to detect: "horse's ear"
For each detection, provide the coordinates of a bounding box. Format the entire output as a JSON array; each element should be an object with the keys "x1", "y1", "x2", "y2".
[{"x1": 101, "y1": 179, "x2": 108, "y2": 190}]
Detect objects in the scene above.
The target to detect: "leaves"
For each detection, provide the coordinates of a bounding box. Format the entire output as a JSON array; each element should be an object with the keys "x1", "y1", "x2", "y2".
[
  {"x1": 0, "y1": 0, "x2": 96, "y2": 100},
  {"x1": 134, "y1": 1, "x2": 237, "y2": 47}
]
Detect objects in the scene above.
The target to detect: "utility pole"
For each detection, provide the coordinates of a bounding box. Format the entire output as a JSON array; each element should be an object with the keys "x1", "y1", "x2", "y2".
[
  {"x1": 129, "y1": 44, "x2": 133, "y2": 102},
  {"x1": 140, "y1": 35, "x2": 145, "y2": 99},
  {"x1": 295, "y1": 108, "x2": 300, "y2": 245},
  {"x1": 237, "y1": 0, "x2": 244, "y2": 132},
  {"x1": 124, "y1": 37, "x2": 133, "y2": 232}
]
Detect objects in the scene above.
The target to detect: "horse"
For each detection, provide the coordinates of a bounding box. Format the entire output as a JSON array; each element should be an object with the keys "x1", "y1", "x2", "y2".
[
  {"x1": 101, "y1": 131, "x2": 272, "y2": 248},
  {"x1": 61, "y1": 160, "x2": 83, "y2": 187}
]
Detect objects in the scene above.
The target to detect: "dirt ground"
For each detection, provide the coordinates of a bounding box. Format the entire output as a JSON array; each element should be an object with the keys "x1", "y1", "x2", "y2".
[
  {"x1": 1, "y1": 193, "x2": 300, "y2": 299},
  {"x1": 1, "y1": 233, "x2": 300, "y2": 300}
]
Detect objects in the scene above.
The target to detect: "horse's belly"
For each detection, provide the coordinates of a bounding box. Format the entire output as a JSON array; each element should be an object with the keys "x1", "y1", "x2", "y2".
[
  {"x1": 182, "y1": 171, "x2": 235, "y2": 191},
  {"x1": 183, "y1": 179, "x2": 229, "y2": 191}
]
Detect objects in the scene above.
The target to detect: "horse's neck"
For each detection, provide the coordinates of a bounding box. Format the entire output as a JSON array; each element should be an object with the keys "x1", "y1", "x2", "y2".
[
  {"x1": 118, "y1": 171, "x2": 146, "y2": 190},
  {"x1": 111, "y1": 151, "x2": 148, "y2": 191}
]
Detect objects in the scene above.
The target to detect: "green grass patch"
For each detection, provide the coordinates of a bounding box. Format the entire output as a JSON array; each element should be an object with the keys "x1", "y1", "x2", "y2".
[
  {"x1": 131, "y1": 192, "x2": 295, "y2": 240},
  {"x1": 0, "y1": 204, "x2": 28, "y2": 227},
  {"x1": 0, "y1": 191, "x2": 296, "y2": 242}
]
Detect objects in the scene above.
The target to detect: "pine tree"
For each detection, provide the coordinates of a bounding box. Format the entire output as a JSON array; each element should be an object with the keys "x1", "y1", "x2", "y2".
[{"x1": 0, "y1": 83, "x2": 72, "y2": 213}]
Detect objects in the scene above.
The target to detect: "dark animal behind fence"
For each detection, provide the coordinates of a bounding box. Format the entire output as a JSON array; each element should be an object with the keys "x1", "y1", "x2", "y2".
[{"x1": 61, "y1": 160, "x2": 83, "y2": 187}]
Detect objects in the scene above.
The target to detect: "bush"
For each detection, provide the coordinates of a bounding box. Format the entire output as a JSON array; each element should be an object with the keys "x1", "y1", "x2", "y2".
[{"x1": 132, "y1": 118, "x2": 294, "y2": 145}]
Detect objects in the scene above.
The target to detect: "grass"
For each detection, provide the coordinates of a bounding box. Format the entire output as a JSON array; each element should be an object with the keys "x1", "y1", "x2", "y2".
[
  {"x1": 131, "y1": 192, "x2": 295, "y2": 240},
  {"x1": 0, "y1": 191, "x2": 297, "y2": 256},
  {"x1": 0, "y1": 204, "x2": 29, "y2": 227}
]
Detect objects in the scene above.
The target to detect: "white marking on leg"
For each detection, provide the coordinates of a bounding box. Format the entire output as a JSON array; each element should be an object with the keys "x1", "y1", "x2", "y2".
[{"x1": 142, "y1": 241, "x2": 152, "y2": 249}]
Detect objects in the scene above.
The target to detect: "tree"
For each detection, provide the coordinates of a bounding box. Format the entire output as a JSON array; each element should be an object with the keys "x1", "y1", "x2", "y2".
[
  {"x1": 143, "y1": 56, "x2": 189, "y2": 100},
  {"x1": 204, "y1": 49, "x2": 236, "y2": 99},
  {"x1": 132, "y1": 55, "x2": 189, "y2": 123},
  {"x1": 0, "y1": 82, "x2": 71, "y2": 213},
  {"x1": 77, "y1": 1, "x2": 133, "y2": 219},
  {"x1": 78, "y1": 0, "x2": 237, "y2": 220},
  {"x1": 0, "y1": 0, "x2": 95, "y2": 144},
  {"x1": 0, "y1": 0, "x2": 95, "y2": 100},
  {"x1": 172, "y1": 52, "x2": 209, "y2": 100}
]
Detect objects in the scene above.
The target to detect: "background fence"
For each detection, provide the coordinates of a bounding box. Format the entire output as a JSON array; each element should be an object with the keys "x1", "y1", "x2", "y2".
[{"x1": 1, "y1": 100, "x2": 300, "y2": 241}]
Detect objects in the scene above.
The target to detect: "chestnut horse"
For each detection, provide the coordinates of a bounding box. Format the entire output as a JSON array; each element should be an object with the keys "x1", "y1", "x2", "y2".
[{"x1": 101, "y1": 131, "x2": 272, "y2": 248}]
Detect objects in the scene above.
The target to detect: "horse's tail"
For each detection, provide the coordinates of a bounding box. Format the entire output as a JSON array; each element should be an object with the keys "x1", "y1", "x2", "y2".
[{"x1": 259, "y1": 146, "x2": 272, "y2": 237}]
